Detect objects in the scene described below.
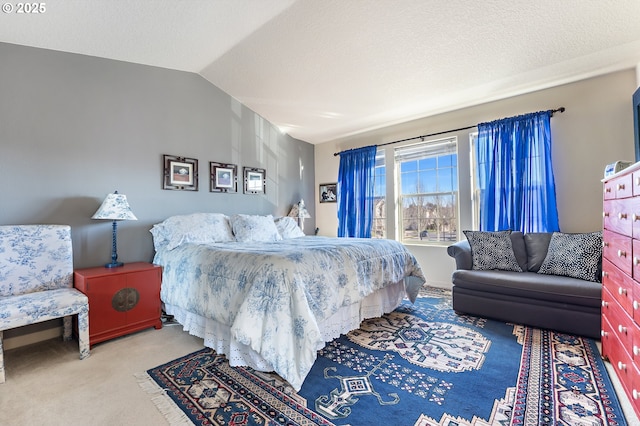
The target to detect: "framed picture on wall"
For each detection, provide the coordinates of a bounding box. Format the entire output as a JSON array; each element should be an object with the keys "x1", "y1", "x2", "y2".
[
  {"x1": 210, "y1": 162, "x2": 238, "y2": 193},
  {"x1": 243, "y1": 167, "x2": 266, "y2": 194},
  {"x1": 163, "y1": 154, "x2": 198, "y2": 191},
  {"x1": 319, "y1": 182, "x2": 337, "y2": 203}
]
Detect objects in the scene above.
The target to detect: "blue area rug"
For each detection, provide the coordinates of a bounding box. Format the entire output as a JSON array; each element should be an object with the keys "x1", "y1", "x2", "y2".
[{"x1": 139, "y1": 291, "x2": 628, "y2": 425}]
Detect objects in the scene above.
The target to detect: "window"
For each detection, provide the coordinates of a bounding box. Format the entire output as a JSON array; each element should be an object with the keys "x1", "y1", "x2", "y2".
[
  {"x1": 469, "y1": 132, "x2": 480, "y2": 229},
  {"x1": 395, "y1": 137, "x2": 458, "y2": 244},
  {"x1": 372, "y1": 149, "x2": 386, "y2": 238}
]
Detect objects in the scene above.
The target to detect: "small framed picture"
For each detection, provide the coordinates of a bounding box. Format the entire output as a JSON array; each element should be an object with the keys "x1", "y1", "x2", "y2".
[
  {"x1": 319, "y1": 183, "x2": 337, "y2": 203},
  {"x1": 243, "y1": 167, "x2": 266, "y2": 194},
  {"x1": 163, "y1": 154, "x2": 198, "y2": 191},
  {"x1": 210, "y1": 162, "x2": 238, "y2": 193}
]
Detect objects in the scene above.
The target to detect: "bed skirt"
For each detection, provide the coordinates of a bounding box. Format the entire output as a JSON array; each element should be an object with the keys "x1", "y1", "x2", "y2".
[{"x1": 163, "y1": 280, "x2": 406, "y2": 375}]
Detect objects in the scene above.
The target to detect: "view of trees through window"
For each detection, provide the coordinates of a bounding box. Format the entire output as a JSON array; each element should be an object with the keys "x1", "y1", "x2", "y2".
[
  {"x1": 372, "y1": 150, "x2": 386, "y2": 238},
  {"x1": 395, "y1": 138, "x2": 458, "y2": 244}
]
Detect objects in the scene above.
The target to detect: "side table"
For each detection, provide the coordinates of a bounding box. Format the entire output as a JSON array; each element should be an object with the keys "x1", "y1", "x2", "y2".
[{"x1": 74, "y1": 262, "x2": 162, "y2": 347}]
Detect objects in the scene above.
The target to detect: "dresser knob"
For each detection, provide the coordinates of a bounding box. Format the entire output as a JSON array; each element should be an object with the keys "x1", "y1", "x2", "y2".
[
  {"x1": 602, "y1": 271, "x2": 608, "y2": 279},
  {"x1": 619, "y1": 287, "x2": 627, "y2": 296},
  {"x1": 601, "y1": 330, "x2": 608, "y2": 338},
  {"x1": 618, "y1": 324, "x2": 627, "y2": 334},
  {"x1": 635, "y1": 300, "x2": 639, "y2": 310},
  {"x1": 634, "y1": 346, "x2": 640, "y2": 356},
  {"x1": 618, "y1": 361, "x2": 627, "y2": 371},
  {"x1": 602, "y1": 300, "x2": 609, "y2": 308},
  {"x1": 635, "y1": 257, "x2": 640, "y2": 266},
  {"x1": 618, "y1": 183, "x2": 626, "y2": 190},
  {"x1": 618, "y1": 250, "x2": 627, "y2": 258},
  {"x1": 603, "y1": 241, "x2": 610, "y2": 248},
  {"x1": 634, "y1": 213, "x2": 640, "y2": 221},
  {"x1": 619, "y1": 212, "x2": 628, "y2": 220},
  {"x1": 606, "y1": 187, "x2": 612, "y2": 193},
  {"x1": 604, "y1": 211, "x2": 610, "y2": 218},
  {"x1": 634, "y1": 389, "x2": 639, "y2": 400}
]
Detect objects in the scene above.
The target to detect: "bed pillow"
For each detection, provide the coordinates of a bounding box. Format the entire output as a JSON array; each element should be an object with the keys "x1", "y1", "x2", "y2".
[
  {"x1": 537, "y1": 231, "x2": 602, "y2": 282},
  {"x1": 150, "y1": 213, "x2": 234, "y2": 251},
  {"x1": 274, "y1": 216, "x2": 306, "y2": 239},
  {"x1": 230, "y1": 214, "x2": 283, "y2": 243},
  {"x1": 462, "y1": 230, "x2": 523, "y2": 272}
]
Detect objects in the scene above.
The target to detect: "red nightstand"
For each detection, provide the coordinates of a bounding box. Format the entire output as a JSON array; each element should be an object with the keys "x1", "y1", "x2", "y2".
[{"x1": 74, "y1": 262, "x2": 162, "y2": 347}]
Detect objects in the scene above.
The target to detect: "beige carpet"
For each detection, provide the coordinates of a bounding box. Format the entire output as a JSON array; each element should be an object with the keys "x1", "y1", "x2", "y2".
[{"x1": 0, "y1": 324, "x2": 202, "y2": 426}]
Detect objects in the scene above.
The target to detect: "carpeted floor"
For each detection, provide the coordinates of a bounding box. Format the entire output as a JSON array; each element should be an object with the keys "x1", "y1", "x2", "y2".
[{"x1": 138, "y1": 289, "x2": 630, "y2": 425}]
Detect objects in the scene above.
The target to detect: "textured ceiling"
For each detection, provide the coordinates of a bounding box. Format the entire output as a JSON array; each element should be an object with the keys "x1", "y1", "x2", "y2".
[{"x1": 2, "y1": 0, "x2": 640, "y2": 144}]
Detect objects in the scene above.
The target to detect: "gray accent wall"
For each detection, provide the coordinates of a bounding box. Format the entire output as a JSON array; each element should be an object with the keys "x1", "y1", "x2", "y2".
[{"x1": 0, "y1": 42, "x2": 315, "y2": 271}]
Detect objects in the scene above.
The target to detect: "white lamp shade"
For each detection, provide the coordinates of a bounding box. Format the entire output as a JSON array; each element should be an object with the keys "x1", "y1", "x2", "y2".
[
  {"x1": 288, "y1": 199, "x2": 311, "y2": 219},
  {"x1": 91, "y1": 193, "x2": 138, "y2": 221}
]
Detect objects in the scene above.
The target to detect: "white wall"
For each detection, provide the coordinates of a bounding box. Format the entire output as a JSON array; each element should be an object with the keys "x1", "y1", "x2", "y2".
[{"x1": 314, "y1": 70, "x2": 638, "y2": 289}]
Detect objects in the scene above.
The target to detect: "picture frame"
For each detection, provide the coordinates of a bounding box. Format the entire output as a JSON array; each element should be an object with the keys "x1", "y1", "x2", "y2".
[
  {"x1": 163, "y1": 154, "x2": 198, "y2": 191},
  {"x1": 210, "y1": 162, "x2": 238, "y2": 193},
  {"x1": 319, "y1": 182, "x2": 337, "y2": 203},
  {"x1": 243, "y1": 167, "x2": 266, "y2": 194}
]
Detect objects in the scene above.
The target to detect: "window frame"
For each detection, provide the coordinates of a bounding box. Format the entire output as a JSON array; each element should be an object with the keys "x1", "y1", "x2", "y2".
[{"x1": 394, "y1": 136, "x2": 459, "y2": 246}]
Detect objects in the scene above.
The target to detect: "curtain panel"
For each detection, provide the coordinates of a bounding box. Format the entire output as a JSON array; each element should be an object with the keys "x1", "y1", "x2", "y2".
[
  {"x1": 476, "y1": 110, "x2": 560, "y2": 233},
  {"x1": 337, "y1": 145, "x2": 377, "y2": 238}
]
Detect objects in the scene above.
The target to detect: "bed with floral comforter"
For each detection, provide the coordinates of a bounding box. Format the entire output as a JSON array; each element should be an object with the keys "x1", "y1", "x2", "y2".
[{"x1": 151, "y1": 213, "x2": 426, "y2": 390}]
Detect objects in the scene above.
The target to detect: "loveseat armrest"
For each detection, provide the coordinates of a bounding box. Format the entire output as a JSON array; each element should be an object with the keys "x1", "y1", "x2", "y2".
[{"x1": 447, "y1": 240, "x2": 472, "y2": 270}]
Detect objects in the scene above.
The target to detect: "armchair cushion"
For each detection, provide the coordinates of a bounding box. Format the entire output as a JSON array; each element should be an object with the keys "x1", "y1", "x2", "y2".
[{"x1": 524, "y1": 232, "x2": 553, "y2": 272}]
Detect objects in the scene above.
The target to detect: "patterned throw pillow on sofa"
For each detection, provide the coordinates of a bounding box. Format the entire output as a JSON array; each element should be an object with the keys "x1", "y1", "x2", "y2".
[
  {"x1": 537, "y1": 231, "x2": 602, "y2": 282},
  {"x1": 463, "y1": 230, "x2": 523, "y2": 272}
]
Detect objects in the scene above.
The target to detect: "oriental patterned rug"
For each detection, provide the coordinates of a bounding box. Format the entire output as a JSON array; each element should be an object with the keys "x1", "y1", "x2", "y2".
[{"x1": 137, "y1": 289, "x2": 628, "y2": 425}]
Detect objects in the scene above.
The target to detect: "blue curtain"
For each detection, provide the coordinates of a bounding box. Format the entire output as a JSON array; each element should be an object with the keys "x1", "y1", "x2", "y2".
[
  {"x1": 476, "y1": 110, "x2": 560, "y2": 233},
  {"x1": 337, "y1": 145, "x2": 377, "y2": 238}
]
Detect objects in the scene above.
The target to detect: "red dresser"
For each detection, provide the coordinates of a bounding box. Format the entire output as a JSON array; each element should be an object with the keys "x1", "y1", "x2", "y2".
[
  {"x1": 602, "y1": 162, "x2": 640, "y2": 418},
  {"x1": 74, "y1": 262, "x2": 163, "y2": 347}
]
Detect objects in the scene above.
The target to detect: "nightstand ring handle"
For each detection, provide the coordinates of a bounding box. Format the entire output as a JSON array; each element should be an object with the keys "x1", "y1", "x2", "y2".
[{"x1": 112, "y1": 287, "x2": 140, "y2": 312}]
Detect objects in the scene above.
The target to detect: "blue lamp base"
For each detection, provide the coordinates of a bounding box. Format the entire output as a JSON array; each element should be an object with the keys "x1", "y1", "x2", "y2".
[{"x1": 105, "y1": 220, "x2": 125, "y2": 268}]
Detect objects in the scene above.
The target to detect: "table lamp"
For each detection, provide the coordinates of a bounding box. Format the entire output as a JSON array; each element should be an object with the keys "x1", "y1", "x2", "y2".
[
  {"x1": 288, "y1": 199, "x2": 311, "y2": 230},
  {"x1": 91, "y1": 191, "x2": 137, "y2": 268}
]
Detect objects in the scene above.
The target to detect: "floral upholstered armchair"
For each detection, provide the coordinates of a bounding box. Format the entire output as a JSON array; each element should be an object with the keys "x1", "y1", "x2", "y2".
[{"x1": 0, "y1": 224, "x2": 90, "y2": 383}]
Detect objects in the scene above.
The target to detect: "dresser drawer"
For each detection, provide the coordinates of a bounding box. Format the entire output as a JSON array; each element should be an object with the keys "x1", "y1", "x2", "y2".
[
  {"x1": 604, "y1": 199, "x2": 635, "y2": 237},
  {"x1": 633, "y1": 170, "x2": 640, "y2": 197},
  {"x1": 605, "y1": 173, "x2": 633, "y2": 200},
  {"x1": 630, "y1": 363, "x2": 640, "y2": 414},
  {"x1": 634, "y1": 240, "x2": 640, "y2": 281},
  {"x1": 603, "y1": 287, "x2": 635, "y2": 352},
  {"x1": 603, "y1": 258, "x2": 634, "y2": 314},
  {"x1": 603, "y1": 229, "x2": 632, "y2": 275},
  {"x1": 632, "y1": 320, "x2": 640, "y2": 364},
  {"x1": 602, "y1": 313, "x2": 636, "y2": 398}
]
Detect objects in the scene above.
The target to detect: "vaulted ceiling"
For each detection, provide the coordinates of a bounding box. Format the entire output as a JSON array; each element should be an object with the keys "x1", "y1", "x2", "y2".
[{"x1": 2, "y1": 0, "x2": 640, "y2": 144}]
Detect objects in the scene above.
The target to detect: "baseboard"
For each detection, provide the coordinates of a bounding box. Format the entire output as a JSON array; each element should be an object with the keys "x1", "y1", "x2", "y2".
[
  {"x1": 3, "y1": 326, "x2": 63, "y2": 350},
  {"x1": 425, "y1": 280, "x2": 452, "y2": 290}
]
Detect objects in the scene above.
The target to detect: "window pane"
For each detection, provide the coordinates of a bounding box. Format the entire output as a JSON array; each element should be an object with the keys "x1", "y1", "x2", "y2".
[
  {"x1": 395, "y1": 137, "x2": 458, "y2": 245},
  {"x1": 372, "y1": 149, "x2": 386, "y2": 238}
]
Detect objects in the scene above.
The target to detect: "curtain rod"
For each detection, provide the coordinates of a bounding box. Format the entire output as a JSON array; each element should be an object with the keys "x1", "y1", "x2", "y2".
[{"x1": 333, "y1": 107, "x2": 565, "y2": 156}]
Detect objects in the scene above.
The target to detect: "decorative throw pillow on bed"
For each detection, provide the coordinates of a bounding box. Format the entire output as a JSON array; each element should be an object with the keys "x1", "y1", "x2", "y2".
[
  {"x1": 150, "y1": 212, "x2": 235, "y2": 251},
  {"x1": 230, "y1": 214, "x2": 283, "y2": 243},
  {"x1": 463, "y1": 230, "x2": 523, "y2": 272},
  {"x1": 537, "y1": 231, "x2": 602, "y2": 282},
  {"x1": 274, "y1": 216, "x2": 306, "y2": 239}
]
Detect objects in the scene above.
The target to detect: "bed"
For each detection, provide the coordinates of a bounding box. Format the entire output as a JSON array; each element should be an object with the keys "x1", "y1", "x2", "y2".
[{"x1": 150, "y1": 213, "x2": 426, "y2": 390}]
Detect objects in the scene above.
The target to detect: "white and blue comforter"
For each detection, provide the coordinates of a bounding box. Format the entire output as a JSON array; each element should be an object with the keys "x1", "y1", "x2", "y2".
[{"x1": 154, "y1": 236, "x2": 425, "y2": 390}]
